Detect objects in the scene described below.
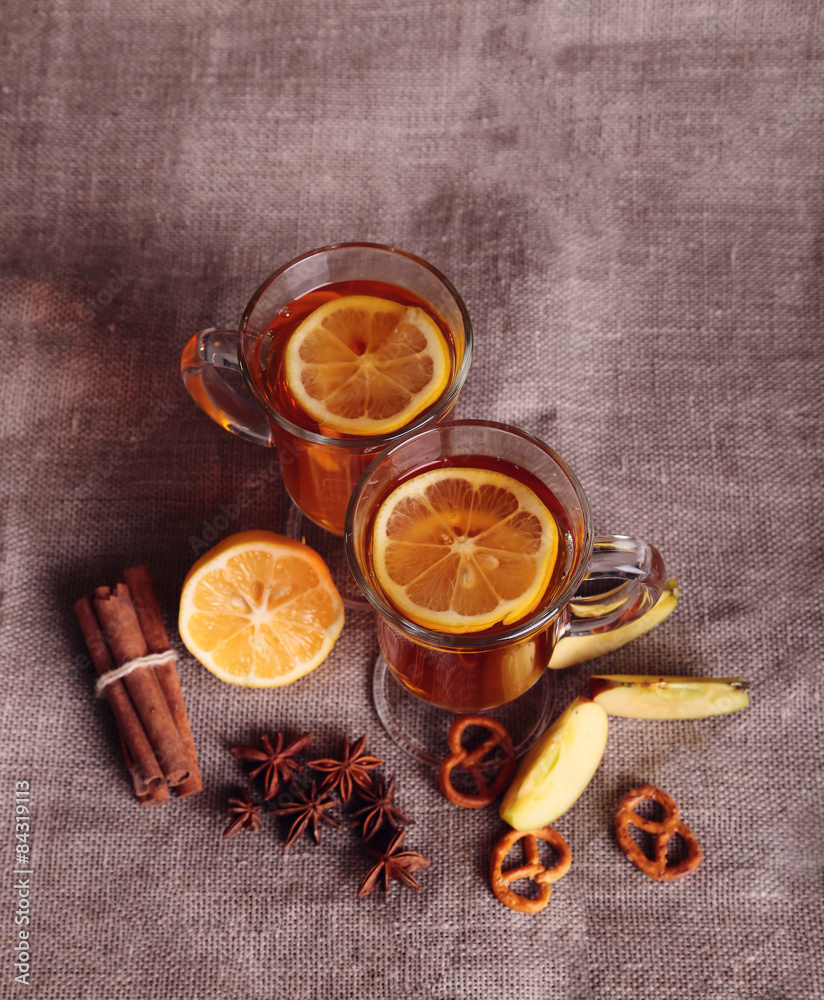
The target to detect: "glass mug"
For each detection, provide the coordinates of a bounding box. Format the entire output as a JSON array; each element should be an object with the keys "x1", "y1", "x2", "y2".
[
  {"x1": 180, "y1": 243, "x2": 473, "y2": 536},
  {"x1": 346, "y1": 420, "x2": 667, "y2": 713}
]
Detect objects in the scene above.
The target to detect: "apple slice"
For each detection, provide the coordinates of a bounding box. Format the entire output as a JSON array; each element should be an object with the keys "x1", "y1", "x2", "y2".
[
  {"x1": 547, "y1": 578, "x2": 680, "y2": 670},
  {"x1": 499, "y1": 696, "x2": 609, "y2": 831},
  {"x1": 590, "y1": 675, "x2": 749, "y2": 719}
]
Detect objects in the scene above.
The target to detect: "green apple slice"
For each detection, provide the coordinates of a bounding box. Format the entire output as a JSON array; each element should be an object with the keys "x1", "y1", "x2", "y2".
[
  {"x1": 547, "y1": 579, "x2": 680, "y2": 670},
  {"x1": 499, "y1": 696, "x2": 609, "y2": 831},
  {"x1": 590, "y1": 675, "x2": 749, "y2": 719}
]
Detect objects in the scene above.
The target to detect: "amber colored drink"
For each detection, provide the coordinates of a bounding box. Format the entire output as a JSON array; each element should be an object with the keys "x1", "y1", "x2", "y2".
[
  {"x1": 250, "y1": 279, "x2": 459, "y2": 535},
  {"x1": 181, "y1": 244, "x2": 472, "y2": 540},
  {"x1": 348, "y1": 419, "x2": 668, "y2": 753},
  {"x1": 362, "y1": 455, "x2": 573, "y2": 712}
]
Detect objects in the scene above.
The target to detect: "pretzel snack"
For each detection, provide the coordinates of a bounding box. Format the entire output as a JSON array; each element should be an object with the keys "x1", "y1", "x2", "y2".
[
  {"x1": 614, "y1": 784, "x2": 702, "y2": 881},
  {"x1": 489, "y1": 826, "x2": 572, "y2": 913},
  {"x1": 438, "y1": 715, "x2": 516, "y2": 808}
]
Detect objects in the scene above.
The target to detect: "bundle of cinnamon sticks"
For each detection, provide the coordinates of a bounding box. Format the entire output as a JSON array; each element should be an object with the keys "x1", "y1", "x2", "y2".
[{"x1": 74, "y1": 565, "x2": 202, "y2": 805}]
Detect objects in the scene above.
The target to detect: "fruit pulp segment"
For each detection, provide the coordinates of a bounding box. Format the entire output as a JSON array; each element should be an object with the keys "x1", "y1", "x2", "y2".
[
  {"x1": 187, "y1": 551, "x2": 340, "y2": 678},
  {"x1": 547, "y1": 579, "x2": 679, "y2": 670},
  {"x1": 499, "y1": 696, "x2": 609, "y2": 830},
  {"x1": 590, "y1": 675, "x2": 750, "y2": 719}
]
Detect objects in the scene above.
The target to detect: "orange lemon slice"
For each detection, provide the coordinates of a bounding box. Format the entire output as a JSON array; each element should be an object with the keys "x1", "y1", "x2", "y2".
[
  {"x1": 178, "y1": 531, "x2": 344, "y2": 686},
  {"x1": 372, "y1": 468, "x2": 559, "y2": 633},
  {"x1": 283, "y1": 295, "x2": 451, "y2": 435}
]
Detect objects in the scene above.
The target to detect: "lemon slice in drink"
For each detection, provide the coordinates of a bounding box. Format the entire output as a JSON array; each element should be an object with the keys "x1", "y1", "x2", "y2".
[
  {"x1": 178, "y1": 531, "x2": 344, "y2": 687},
  {"x1": 372, "y1": 468, "x2": 559, "y2": 633},
  {"x1": 283, "y1": 295, "x2": 451, "y2": 435}
]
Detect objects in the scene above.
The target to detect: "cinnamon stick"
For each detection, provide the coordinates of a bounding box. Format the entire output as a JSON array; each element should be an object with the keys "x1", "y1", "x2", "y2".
[
  {"x1": 124, "y1": 565, "x2": 203, "y2": 797},
  {"x1": 93, "y1": 584, "x2": 192, "y2": 787},
  {"x1": 119, "y1": 736, "x2": 169, "y2": 806},
  {"x1": 73, "y1": 596, "x2": 167, "y2": 801}
]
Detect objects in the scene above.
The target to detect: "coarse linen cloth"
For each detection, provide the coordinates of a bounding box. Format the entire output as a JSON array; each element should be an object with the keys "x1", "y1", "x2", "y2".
[{"x1": 1, "y1": 1, "x2": 822, "y2": 998}]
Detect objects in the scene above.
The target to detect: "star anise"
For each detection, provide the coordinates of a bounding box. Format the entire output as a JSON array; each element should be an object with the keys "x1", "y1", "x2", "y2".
[
  {"x1": 270, "y1": 781, "x2": 341, "y2": 849},
  {"x1": 309, "y1": 734, "x2": 382, "y2": 803},
  {"x1": 223, "y1": 788, "x2": 263, "y2": 838},
  {"x1": 358, "y1": 829, "x2": 431, "y2": 896},
  {"x1": 230, "y1": 732, "x2": 312, "y2": 800},
  {"x1": 349, "y1": 775, "x2": 415, "y2": 841}
]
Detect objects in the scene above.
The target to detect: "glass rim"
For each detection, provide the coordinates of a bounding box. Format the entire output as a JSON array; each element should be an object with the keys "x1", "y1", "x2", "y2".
[
  {"x1": 236, "y1": 241, "x2": 474, "y2": 450},
  {"x1": 344, "y1": 418, "x2": 595, "y2": 649}
]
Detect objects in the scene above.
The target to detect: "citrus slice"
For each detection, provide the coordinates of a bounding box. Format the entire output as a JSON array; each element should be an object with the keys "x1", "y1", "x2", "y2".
[
  {"x1": 178, "y1": 531, "x2": 344, "y2": 687},
  {"x1": 372, "y1": 468, "x2": 559, "y2": 633},
  {"x1": 283, "y1": 294, "x2": 451, "y2": 435}
]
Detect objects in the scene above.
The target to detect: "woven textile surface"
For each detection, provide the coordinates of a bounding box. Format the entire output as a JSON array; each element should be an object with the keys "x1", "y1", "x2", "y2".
[{"x1": 1, "y1": 1, "x2": 822, "y2": 997}]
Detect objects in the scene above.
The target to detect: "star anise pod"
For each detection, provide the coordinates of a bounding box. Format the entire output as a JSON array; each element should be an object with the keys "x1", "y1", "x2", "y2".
[
  {"x1": 270, "y1": 781, "x2": 341, "y2": 849},
  {"x1": 349, "y1": 775, "x2": 415, "y2": 841},
  {"x1": 358, "y1": 829, "x2": 430, "y2": 896},
  {"x1": 309, "y1": 734, "x2": 382, "y2": 803},
  {"x1": 223, "y1": 788, "x2": 263, "y2": 839},
  {"x1": 230, "y1": 732, "x2": 312, "y2": 800}
]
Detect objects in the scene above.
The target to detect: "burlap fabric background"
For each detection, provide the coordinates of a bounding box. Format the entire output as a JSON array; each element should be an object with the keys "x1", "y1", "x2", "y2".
[{"x1": 1, "y1": 1, "x2": 822, "y2": 997}]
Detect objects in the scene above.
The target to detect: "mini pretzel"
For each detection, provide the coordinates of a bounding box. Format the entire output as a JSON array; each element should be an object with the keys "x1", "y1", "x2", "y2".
[
  {"x1": 615, "y1": 784, "x2": 702, "y2": 881},
  {"x1": 438, "y1": 715, "x2": 516, "y2": 808},
  {"x1": 490, "y1": 827, "x2": 572, "y2": 913}
]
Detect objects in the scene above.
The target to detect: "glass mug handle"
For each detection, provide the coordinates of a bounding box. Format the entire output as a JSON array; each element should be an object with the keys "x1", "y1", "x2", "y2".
[
  {"x1": 566, "y1": 536, "x2": 667, "y2": 635},
  {"x1": 180, "y1": 328, "x2": 274, "y2": 447}
]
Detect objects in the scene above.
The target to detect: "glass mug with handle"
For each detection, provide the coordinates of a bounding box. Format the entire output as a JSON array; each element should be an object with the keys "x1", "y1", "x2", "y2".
[
  {"x1": 346, "y1": 420, "x2": 667, "y2": 736},
  {"x1": 180, "y1": 243, "x2": 473, "y2": 538}
]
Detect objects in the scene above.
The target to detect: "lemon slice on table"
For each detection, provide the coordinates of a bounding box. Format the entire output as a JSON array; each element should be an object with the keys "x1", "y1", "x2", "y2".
[
  {"x1": 372, "y1": 468, "x2": 559, "y2": 633},
  {"x1": 178, "y1": 531, "x2": 344, "y2": 687},
  {"x1": 283, "y1": 295, "x2": 451, "y2": 435}
]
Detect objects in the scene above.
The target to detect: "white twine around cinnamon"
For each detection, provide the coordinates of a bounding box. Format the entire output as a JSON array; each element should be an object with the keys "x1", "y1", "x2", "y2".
[{"x1": 95, "y1": 651, "x2": 179, "y2": 697}]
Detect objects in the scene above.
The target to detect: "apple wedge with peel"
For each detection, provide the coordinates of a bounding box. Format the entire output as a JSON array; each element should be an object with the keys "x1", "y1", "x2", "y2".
[
  {"x1": 499, "y1": 696, "x2": 609, "y2": 831},
  {"x1": 547, "y1": 578, "x2": 680, "y2": 670},
  {"x1": 590, "y1": 675, "x2": 749, "y2": 719}
]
